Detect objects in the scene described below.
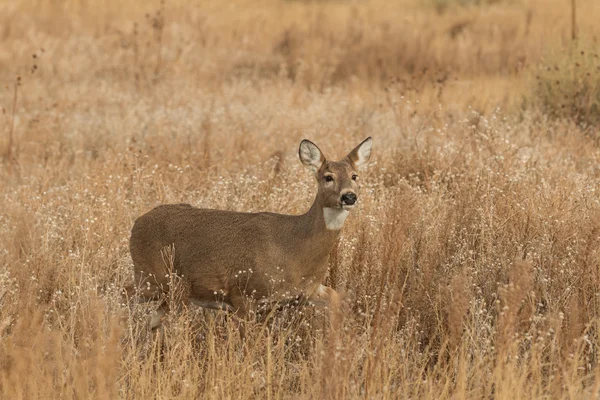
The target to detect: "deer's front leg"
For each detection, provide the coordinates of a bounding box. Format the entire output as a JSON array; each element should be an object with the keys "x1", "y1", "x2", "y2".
[
  {"x1": 309, "y1": 284, "x2": 341, "y2": 309},
  {"x1": 309, "y1": 284, "x2": 345, "y2": 330}
]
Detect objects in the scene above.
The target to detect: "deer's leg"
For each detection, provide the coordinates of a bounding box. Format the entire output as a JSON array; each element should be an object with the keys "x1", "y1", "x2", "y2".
[
  {"x1": 124, "y1": 271, "x2": 171, "y2": 301},
  {"x1": 309, "y1": 284, "x2": 345, "y2": 329},
  {"x1": 228, "y1": 289, "x2": 257, "y2": 341},
  {"x1": 309, "y1": 284, "x2": 341, "y2": 309},
  {"x1": 149, "y1": 303, "x2": 167, "y2": 329},
  {"x1": 124, "y1": 278, "x2": 171, "y2": 330}
]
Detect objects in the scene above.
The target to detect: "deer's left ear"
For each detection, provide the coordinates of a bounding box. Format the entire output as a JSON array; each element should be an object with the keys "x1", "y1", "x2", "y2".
[{"x1": 345, "y1": 137, "x2": 372, "y2": 170}]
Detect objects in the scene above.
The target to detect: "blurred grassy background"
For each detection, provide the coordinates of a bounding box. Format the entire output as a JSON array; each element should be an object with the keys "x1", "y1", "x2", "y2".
[{"x1": 1, "y1": 0, "x2": 600, "y2": 398}]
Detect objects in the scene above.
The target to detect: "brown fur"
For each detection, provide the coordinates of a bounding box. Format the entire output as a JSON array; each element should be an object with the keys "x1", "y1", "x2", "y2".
[{"x1": 127, "y1": 138, "x2": 372, "y2": 324}]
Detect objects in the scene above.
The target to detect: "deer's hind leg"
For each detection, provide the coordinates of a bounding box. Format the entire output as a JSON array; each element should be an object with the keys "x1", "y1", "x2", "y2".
[
  {"x1": 124, "y1": 273, "x2": 184, "y2": 329},
  {"x1": 124, "y1": 280, "x2": 165, "y2": 329},
  {"x1": 227, "y1": 287, "x2": 259, "y2": 341}
]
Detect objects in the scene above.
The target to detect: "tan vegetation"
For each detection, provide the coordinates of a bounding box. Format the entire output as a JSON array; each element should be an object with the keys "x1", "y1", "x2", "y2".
[
  {"x1": 1, "y1": 0, "x2": 600, "y2": 398},
  {"x1": 531, "y1": 43, "x2": 600, "y2": 129}
]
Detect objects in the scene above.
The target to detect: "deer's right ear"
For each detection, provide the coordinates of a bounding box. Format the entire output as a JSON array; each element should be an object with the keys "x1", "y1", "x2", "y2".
[{"x1": 299, "y1": 139, "x2": 325, "y2": 174}]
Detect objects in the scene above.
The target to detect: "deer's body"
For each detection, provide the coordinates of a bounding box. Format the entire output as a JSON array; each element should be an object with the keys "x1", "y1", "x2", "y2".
[
  {"x1": 128, "y1": 137, "x2": 372, "y2": 327},
  {"x1": 130, "y1": 202, "x2": 340, "y2": 309}
]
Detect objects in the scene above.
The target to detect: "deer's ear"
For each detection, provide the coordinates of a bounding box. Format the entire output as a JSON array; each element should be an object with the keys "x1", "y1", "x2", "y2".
[
  {"x1": 299, "y1": 139, "x2": 325, "y2": 174},
  {"x1": 345, "y1": 137, "x2": 372, "y2": 170}
]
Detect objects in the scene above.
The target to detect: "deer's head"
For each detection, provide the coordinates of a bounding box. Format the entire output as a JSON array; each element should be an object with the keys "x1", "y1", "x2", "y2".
[{"x1": 299, "y1": 137, "x2": 372, "y2": 220}]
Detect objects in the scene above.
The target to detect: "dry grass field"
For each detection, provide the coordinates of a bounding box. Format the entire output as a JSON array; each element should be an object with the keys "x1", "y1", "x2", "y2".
[{"x1": 2, "y1": 0, "x2": 600, "y2": 398}]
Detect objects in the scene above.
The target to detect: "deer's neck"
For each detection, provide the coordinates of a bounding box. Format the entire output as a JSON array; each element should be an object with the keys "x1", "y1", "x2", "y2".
[
  {"x1": 300, "y1": 195, "x2": 348, "y2": 237},
  {"x1": 286, "y1": 196, "x2": 345, "y2": 281}
]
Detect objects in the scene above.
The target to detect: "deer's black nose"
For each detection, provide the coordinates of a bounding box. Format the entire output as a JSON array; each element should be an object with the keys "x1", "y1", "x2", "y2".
[{"x1": 341, "y1": 192, "x2": 357, "y2": 206}]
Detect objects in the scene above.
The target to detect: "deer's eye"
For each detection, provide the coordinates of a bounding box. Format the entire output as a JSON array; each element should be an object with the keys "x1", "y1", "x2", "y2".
[
  {"x1": 324, "y1": 175, "x2": 334, "y2": 182},
  {"x1": 352, "y1": 174, "x2": 358, "y2": 181}
]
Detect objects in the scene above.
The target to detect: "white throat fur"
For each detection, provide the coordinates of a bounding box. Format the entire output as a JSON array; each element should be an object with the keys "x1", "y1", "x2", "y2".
[{"x1": 323, "y1": 208, "x2": 350, "y2": 230}]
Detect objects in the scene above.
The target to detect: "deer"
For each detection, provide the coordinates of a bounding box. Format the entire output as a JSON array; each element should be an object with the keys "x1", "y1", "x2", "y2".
[{"x1": 126, "y1": 137, "x2": 373, "y2": 329}]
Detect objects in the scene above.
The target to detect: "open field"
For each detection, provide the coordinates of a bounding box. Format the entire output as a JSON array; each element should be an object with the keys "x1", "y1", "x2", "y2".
[{"x1": 1, "y1": 0, "x2": 600, "y2": 398}]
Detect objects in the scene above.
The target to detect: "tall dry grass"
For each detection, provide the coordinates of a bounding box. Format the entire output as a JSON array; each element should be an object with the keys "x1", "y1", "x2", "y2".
[{"x1": 1, "y1": 0, "x2": 600, "y2": 398}]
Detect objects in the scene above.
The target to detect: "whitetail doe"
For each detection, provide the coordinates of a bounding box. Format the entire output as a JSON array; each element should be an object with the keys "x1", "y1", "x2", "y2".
[{"x1": 127, "y1": 137, "x2": 373, "y2": 328}]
